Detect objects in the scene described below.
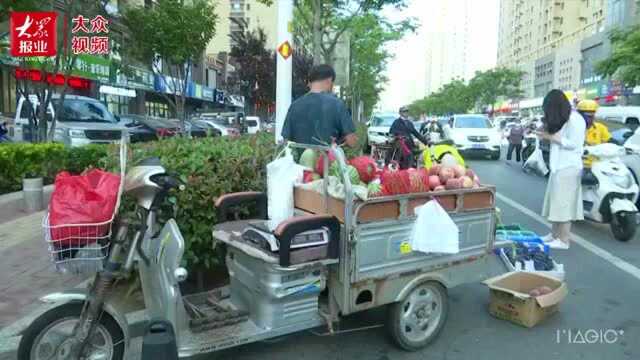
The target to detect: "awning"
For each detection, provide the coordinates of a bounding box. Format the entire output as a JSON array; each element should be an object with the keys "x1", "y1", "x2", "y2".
[{"x1": 99, "y1": 85, "x2": 136, "y2": 97}]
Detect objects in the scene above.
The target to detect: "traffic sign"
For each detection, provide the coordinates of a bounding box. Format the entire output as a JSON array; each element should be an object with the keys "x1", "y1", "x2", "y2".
[{"x1": 278, "y1": 41, "x2": 293, "y2": 60}]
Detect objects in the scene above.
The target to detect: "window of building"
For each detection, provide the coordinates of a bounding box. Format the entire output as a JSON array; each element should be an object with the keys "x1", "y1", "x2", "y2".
[{"x1": 247, "y1": 3, "x2": 250, "y2": 10}]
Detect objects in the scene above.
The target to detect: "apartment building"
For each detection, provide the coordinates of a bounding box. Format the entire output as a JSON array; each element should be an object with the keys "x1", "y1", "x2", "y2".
[
  {"x1": 497, "y1": 0, "x2": 606, "y2": 97},
  {"x1": 207, "y1": 0, "x2": 278, "y2": 55},
  {"x1": 423, "y1": 0, "x2": 498, "y2": 95}
]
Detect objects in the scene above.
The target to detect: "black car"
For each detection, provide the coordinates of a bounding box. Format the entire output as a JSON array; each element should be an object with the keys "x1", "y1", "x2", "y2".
[{"x1": 121, "y1": 115, "x2": 180, "y2": 142}]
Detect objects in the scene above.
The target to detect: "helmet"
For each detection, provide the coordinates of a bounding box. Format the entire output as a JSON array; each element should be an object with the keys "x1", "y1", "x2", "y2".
[{"x1": 577, "y1": 99, "x2": 599, "y2": 113}]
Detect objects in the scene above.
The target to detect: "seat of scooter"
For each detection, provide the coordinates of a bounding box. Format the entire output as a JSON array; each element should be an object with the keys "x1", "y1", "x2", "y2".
[
  {"x1": 213, "y1": 220, "x2": 280, "y2": 264},
  {"x1": 581, "y1": 169, "x2": 598, "y2": 186}
]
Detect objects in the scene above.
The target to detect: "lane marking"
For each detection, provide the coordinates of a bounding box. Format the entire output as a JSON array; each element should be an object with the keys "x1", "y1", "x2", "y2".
[{"x1": 496, "y1": 192, "x2": 640, "y2": 281}]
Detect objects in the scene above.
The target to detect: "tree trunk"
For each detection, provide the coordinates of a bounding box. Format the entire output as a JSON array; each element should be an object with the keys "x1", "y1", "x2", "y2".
[{"x1": 311, "y1": 0, "x2": 323, "y2": 64}]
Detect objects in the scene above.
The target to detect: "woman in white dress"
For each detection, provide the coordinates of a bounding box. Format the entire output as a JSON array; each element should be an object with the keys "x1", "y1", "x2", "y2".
[{"x1": 537, "y1": 89, "x2": 586, "y2": 249}]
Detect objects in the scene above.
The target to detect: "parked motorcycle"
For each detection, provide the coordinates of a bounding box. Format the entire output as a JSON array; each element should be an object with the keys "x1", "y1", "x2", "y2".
[{"x1": 582, "y1": 143, "x2": 639, "y2": 241}]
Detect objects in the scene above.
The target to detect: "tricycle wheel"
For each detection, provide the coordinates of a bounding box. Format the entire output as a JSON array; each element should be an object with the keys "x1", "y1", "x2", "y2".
[{"x1": 387, "y1": 281, "x2": 448, "y2": 351}]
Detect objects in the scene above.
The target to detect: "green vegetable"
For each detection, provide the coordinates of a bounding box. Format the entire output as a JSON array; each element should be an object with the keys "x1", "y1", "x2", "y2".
[{"x1": 328, "y1": 162, "x2": 361, "y2": 185}]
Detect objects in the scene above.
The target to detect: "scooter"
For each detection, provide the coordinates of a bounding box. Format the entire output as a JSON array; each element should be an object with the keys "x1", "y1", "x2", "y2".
[
  {"x1": 582, "y1": 143, "x2": 639, "y2": 241},
  {"x1": 17, "y1": 155, "x2": 341, "y2": 360}
]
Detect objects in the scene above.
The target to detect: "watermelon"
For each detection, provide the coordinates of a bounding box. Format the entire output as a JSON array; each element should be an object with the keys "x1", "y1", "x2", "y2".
[
  {"x1": 349, "y1": 156, "x2": 378, "y2": 183},
  {"x1": 367, "y1": 180, "x2": 383, "y2": 197},
  {"x1": 299, "y1": 149, "x2": 318, "y2": 169},
  {"x1": 439, "y1": 167, "x2": 455, "y2": 184},
  {"x1": 315, "y1": 151, "x2": 336, "y2": 176},
  {"x1": 345, "y1": 165, "x2": 362, "y2": 185}
]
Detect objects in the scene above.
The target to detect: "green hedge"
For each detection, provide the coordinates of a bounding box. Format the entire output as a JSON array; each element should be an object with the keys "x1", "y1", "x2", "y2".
[
  {"x1": 103, "y1": 134, "x2": 276, "y2": 269},
  {"x1": 0, "y1": 143, "x2": 108, "y2": 194}
]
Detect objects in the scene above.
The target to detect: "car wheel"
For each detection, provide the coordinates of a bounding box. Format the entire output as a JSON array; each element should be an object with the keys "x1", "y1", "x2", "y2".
[{"x1": 490, "y1": 151, "x2": 500, "y2": 160}]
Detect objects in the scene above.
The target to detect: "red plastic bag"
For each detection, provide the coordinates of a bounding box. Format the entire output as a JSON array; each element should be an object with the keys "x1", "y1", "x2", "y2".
[{"x1": 49, "y1": 169, "x2": 121, "y2": 246}]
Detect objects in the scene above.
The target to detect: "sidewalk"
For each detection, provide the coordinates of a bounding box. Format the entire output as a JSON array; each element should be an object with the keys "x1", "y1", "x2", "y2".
[{"x1": 0, "y1": 188, "x2": 86, "y2": 360}]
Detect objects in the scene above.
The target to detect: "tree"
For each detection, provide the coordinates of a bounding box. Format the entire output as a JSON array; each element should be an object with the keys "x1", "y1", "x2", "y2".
[
  {"x1": 596, "y1": 25, "x2": 640, "y2": 87},
  {"x1": 343, "y1": 13, "x2": 415, "y2": 118},
  {"x1": 293, "y1": 0, "x2": 407, "y2": 64},
  {"x1": 122, "y1": 0, "x2": 217, "y2": 129},
  {"x1": 11, "y1": 1, "x2": 110, "y2": 142},
  {"x1": 0, "y1": 0, "x2": 45, "y2": 22},
  {"x1": 469, "y1": 67, "x2": 524, "y2": 111},
  {"x1": 409, "y1": 79, "x2": 474, "y2": 116},
  {"x1": 229, "y1": 19, "x2": 276, "y2": 117}
]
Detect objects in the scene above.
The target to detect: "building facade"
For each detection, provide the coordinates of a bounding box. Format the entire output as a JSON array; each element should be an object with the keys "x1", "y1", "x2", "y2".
[
  {"x1": 497, "y1": 0, "x2": 606, "y2": 99},
  {"x1": 423, "y1": 0, "x2": 497, "y2": 95}
]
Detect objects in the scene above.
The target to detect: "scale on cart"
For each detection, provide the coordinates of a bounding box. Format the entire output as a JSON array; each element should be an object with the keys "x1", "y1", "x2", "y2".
[{"x1": 241, "y1": 221, "x2": 330, "y2": 252}]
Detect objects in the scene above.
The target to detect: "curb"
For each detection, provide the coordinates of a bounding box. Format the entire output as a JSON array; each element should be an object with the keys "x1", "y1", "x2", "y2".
[{"x1": 0, "y1": 185, "x2": 54, "y2": 206}]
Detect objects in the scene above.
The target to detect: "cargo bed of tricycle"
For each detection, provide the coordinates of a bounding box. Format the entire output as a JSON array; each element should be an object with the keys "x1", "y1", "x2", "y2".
[{"x1": 289, "y1": 144, "x2": 498, "y2": 317}]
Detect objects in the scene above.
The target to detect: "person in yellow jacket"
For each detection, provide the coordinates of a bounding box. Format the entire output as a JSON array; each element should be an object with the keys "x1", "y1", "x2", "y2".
[
  {"x1": 421, "y1": 140, "x2": 466, "y2": 169},
  {"x1": 578, "y1": 99, "x2": 611, "y2": 167}
]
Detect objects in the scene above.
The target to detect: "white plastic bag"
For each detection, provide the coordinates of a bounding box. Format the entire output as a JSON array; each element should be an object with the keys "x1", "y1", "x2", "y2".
[
  {"x1": 523, "y1": 146, "x2": 549, "y2": 176},
  {"x1": 267, "y1": 147, "x2": 304, "y2": 230},
  {"x1": 411, "y1": 200, "x2": 459, "y2": 254}
]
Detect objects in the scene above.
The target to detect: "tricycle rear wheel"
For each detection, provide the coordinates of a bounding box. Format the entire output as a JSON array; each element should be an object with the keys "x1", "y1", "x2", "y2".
[{"x1": 387, "y1": 281, "x2": 448, "y2": 351}]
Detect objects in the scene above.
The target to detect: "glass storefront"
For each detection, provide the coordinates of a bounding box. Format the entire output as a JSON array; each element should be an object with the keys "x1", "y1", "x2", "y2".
[
  {"x1": 145, "y1": 101, "x2": 169, "y2": 118},
  {"x1": 102, "y1": 94, "x2": 130, "y2": 115},
  {"x1": 0, "y1": 67, "x2": 17, "y2": 115}
]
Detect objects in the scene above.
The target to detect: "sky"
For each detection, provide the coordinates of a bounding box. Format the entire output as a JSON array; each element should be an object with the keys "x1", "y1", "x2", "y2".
[{"x1": 378, "y1": 0, "x2": 499, "y2": 112}]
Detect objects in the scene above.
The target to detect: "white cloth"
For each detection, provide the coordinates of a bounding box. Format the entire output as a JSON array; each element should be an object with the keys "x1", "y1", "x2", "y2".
[
  {"x1": 542, "y1": 167, "x2": 584, "y2": 222},
  {"x1": 549, "y1": 111, "x2": 586, "y2": 173}
]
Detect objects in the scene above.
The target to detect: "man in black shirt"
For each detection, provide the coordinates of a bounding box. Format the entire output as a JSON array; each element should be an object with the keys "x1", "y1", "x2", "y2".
[
  {"x1": 390, "y1": 106, "x2": 429, "y2": 168},
  {"x1": 281, "y1": 64, "x2": 358, "y2": 147}
]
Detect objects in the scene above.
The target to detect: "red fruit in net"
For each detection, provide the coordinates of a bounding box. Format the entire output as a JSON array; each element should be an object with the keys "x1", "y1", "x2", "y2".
[
  {"x1": 381, "y1": 168, "x2": 411, "y2": 195},
  {"x1": 349, "y1": 156, "x2": 378, "y2": 183},
  {"x1": 407, "y1": 168, "x2": 428, "y2": 193}
]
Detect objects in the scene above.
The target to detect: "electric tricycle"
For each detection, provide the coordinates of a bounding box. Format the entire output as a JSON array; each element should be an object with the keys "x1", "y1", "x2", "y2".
[{"x1": 17, "y1": 143, "x2": 500, "y2": 359}]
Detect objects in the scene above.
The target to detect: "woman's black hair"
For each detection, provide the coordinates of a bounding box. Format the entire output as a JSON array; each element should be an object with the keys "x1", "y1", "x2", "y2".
[{"x1": 542, "y1": 89, "x2": 571, "y2": 134}]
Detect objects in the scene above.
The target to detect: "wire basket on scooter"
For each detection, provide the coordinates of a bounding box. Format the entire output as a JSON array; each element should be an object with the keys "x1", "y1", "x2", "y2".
[
  {"x1": 43, "y1": 213, "x2": 113, "y2": 274},
  {"x1": 42, "y1": 134, "x2": 128, "y2": 275}
]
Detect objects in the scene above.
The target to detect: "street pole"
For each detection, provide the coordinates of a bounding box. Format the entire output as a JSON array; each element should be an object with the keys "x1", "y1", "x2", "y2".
[{"x1": 275, "y1": 0, "x2": 294, "y2": 143}]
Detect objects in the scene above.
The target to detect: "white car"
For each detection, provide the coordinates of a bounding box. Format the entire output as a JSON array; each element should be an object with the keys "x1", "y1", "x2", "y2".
[
  {"x1": 367, "y1": 113, "x2": 397, "y2": 145},
  {"x1": 444, "y1": 114, "x2": 501, "y2": 160},
  {"x1": 195, "y1": 117, "x2": 239, "y2": 137}
]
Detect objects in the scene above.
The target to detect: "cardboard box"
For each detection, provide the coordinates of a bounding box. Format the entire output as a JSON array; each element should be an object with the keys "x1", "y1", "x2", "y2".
[{"x1": 484, "y1": 271, "x2": 568, "y2": 328}]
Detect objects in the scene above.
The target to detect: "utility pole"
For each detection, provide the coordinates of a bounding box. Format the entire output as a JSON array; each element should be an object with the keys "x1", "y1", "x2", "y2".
[{"x1": 275, "y1": 0, "x2": 294, "y2": 143}]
